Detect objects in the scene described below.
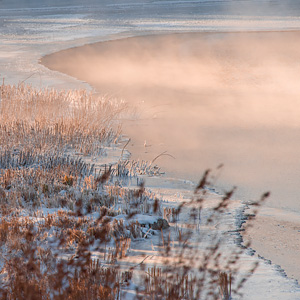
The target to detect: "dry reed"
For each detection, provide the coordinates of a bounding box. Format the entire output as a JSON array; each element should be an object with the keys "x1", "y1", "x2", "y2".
[{"x1": 0, "y1": 84, "x2": 266, "y2": 299}]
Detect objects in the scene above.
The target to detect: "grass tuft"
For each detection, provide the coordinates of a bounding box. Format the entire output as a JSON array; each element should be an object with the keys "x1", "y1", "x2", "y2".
[{"x1": 0, "y1": 84, "x2": 266, "y2": 299}]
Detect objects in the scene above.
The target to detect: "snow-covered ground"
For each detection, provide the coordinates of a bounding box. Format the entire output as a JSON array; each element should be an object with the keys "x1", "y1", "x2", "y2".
[{"x1": 2, "y1": 1, "x2": 300, "y2": 298}]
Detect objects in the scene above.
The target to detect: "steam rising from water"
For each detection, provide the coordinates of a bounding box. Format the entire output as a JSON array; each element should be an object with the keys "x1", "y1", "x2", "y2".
[{"x1": 41, "y1": 32, "x2": 300, "y2": 209}]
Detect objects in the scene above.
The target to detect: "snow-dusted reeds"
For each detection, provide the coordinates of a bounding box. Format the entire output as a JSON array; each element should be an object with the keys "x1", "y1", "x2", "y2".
[
  {"x1": 0, "y1": 84, "x2": 163, "y2": 299},
  {"x1": 145, "y1": 266, "x2": 197, "y2": 299},
  {"x1": 0, "y1": 165, "x2": 266, "y2": 299},
  {"x1": 0, "y1": 84, "x2": 267, "y2": 299},
  {"x1": 219, "y1": 272, "x2": 232, "y2": 300},
  {"x1": 0, "y1": 201, "x2": 143, "y2": 299},
  {"x1": 0, "y1": 83, "x2": 124, "y2": 156}
]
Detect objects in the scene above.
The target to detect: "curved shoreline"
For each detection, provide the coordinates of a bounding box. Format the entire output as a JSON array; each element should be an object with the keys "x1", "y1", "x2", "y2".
[
  {"x1": 40, "y1": 30, "x2": 300, "y2": 206},
  {"x1": 241, "y1": 206, "x2": 300, "y2": 284},
  {"x1": 41, "y1": 31, "x2": 298, "y2": 288}
]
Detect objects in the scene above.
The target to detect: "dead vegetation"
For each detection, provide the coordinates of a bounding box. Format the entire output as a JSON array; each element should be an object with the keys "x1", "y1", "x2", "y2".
[
  {"x1": 0, "y1": 84, "x2": 123, "y2": 155},
  {"x1": 0, "y1": 84, "x2": 265, "y2": 299}
]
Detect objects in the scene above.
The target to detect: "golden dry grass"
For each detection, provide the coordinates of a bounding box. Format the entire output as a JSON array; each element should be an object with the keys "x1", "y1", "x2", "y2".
[{"x1": 0, "y1": 84, "x2": 265, "y2": 299}]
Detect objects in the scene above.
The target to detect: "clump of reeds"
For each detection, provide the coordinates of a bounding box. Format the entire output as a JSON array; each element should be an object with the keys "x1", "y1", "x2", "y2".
[
  {"x1": 0, "y1": 206, "x2": 139, "y2": 299},
  {"x1": 164, "y1": 207, "x2": 179, "y2": 223},
  {"x1": 112, "y1": 159, "x2": 163, "y2": 177},
  {"x1": 0, "y1": 168, "x2": 266, "y2": 300},
  {"x1": 219, "y1": 272, "x2": 232, "y2": 300},
  {"x1": 0, "y1": 83, "x2": 124, "y2": 156},
  {"x1": 144, "y1": 266, "x2": 197, "y2": 299},
  {"x1": 0, "y1": 84, "x2": 267, "y2": 299}
]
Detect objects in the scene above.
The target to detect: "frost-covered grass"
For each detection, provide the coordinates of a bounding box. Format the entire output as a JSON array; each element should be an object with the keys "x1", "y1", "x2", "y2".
[
  {"x1": 0, "y1": 84, "x2": 264, "y2": 299},
  {"x1": 0, "y1": 84, "x2": 123, "y2": 156},
  {"x1": 0, "y1": 84, "x2": 165, "y2": 299}
]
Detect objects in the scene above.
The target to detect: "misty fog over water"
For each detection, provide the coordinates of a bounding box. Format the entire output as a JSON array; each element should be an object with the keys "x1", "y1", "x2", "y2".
[
  {"x1": 41, "y1": 31, "x2": 300, "y2": 212},
  {"x1": 2, "y1": 0, "x2": 300, "y2": 210}
]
